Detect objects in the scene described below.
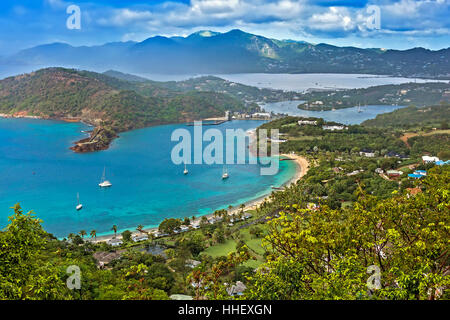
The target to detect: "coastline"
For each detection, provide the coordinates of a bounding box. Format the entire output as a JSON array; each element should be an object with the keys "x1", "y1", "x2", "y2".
[{"x1": 87, "y1": 153, "x2": 309, "y2": 244}]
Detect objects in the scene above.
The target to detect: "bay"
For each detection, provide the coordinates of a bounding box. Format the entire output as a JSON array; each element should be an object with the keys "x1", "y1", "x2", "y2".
[{"x1": 0, "y1": 119, "x2": 295, "y2": 238}]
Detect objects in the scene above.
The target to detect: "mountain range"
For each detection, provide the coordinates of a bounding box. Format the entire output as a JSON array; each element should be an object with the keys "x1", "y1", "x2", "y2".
[{"x1": 6, "y1": 29, "x2": 450, "y2": 78}]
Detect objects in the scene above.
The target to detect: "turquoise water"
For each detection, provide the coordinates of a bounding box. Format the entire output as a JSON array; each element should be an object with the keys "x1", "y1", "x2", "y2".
[{"x1": 0, "y1": 119, "x2": 295, "y2": 238}]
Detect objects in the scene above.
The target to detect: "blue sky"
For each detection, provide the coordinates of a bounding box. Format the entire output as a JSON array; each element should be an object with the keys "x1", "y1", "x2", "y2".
[{"x1": 1, "y1": 0, "x2": 449, "y2": 55}]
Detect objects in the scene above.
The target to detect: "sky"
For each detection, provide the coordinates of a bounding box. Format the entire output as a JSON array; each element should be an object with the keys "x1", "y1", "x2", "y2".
[{"x1": 1, "y1": 0, "x2": 449, "y2": 55}]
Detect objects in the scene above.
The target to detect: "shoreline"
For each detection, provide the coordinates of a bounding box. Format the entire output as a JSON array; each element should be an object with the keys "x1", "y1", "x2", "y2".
[{"x1": 87, "y1": 153, "x2": 309, "y2": 244}]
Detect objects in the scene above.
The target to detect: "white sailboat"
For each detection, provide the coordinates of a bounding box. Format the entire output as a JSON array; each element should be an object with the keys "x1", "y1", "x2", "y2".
[
  {"x1": 222, "y1": 166, "x2": 229, "y2": 179},
  {"x1": 357, "y1": 103, "x2": 362, "y2": 113},
  {"x1": 183, "y1": 163, "x2": 189, "y2": 175},
  {"x1": 99, "y1": 167, "x2": 112, "y2": 188},
  {"x1": 76, "y1": 193, "x2": 83, "y2": 211}
]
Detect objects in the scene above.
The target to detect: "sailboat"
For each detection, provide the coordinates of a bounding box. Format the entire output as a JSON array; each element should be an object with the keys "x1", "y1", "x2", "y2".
[
  {"x1": 99, "y1": 166, "x2": 112, "y2": 188},
  {"x1": 76, "y1": 193, "x2": 83, "y2": 211},
  {"x1": 183, "y1": 163, "x2": 189, "y2": 175},
  {"x1": 357, "y1": 103, "x2": 362, "y2": 113},
  {"x1": 222, "y1": 166, "x2": 229, "y2": 179}
]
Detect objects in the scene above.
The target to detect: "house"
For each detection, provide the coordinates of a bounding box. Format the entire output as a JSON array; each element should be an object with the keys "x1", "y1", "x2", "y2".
[
  {"x1": 422, "y1": 155, "x2": 440, "y2": 163},
  {"x1": 360, "y1": 149, "x2": 375, "y2": 157},
  {"x1": 93, "y1": 250, "x2": 125, "y2": 268},
  {"x1": 252, "y1": 112, "x2": 271, "y2": 118},
  {"x1": 347, "y1": 170, "x2": 363, "y2": 176},
  {"x1": 243, "y1": 213, "x2": 252, "y2": 220},
  {"x1": 107, "y1": 238, "x2": 123, "y2": 247},
  {"x1": 298, "y1": 120, "x2": 318, "y2": 126},
  {"x1": 132, "y1": 234, "x2": 149, "y2": 242},
  {"x1": 332, "y1": 167, "x2": 343, "y2": 173},
  {"x1": 386, "y1": 170, "x2": 403, "y2": 177},
  {"x1": 375, "y1": 168, "x2": 384, "y2": 174},
  {"x1": 180, "y1": 225, "x2": 190, "y2": 232},
  {"x1": 226, "y1": 281, "x2": 247, "y2": 296},
  {"x1": 414, "y1": 170, "x2": 427, "y2": 176},
  {"x1": 406, "y1": 188, "x2": 422, "y2": 198},
  {"x1": 185, "y1": 259, "x2": 201, "y2": 269},
  {"x1": 385, "y1": 151, "x2": 408, "y2": 159},
  {"x1": 323, "y1": 125, "x2": 347, "y2": 131}
]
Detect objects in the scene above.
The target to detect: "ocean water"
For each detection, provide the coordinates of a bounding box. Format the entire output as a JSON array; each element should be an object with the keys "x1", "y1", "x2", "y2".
[
  {"x1": 0, "y1": 119, "x2": 295, "y2": 238},
  {"x1": 262, "y1": 102, "x2": 407, "y2": 125},
  {"x1": 213, "y1": 73, "x2": 447, "y2": 92}
]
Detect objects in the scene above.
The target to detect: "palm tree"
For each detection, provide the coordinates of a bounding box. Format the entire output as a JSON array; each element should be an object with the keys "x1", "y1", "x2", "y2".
[
  {"x1": 228, "y1": 205, "x2": 233, "y2": 212},
  {"x1": 112, "y1": 225, "x2": 117, "y2": 238},
  {"x1": 67, "y1": 233, "x2": 75, "y2": 242},
  {"x1": 192, "y1": 215, "x2": 196, "y2": 221},
  {"x1": 240, "y1": 203, "x2": 245, "y2": 213},
  {"x1": 90, "y1": 230, "x2": 97, "y2": 239},
  {"x1": 137, "y1": 224, "x2": 145, "y2": 234},
  {"x1": 79, "y1": 230, "x2": 87, "y2": 238}
]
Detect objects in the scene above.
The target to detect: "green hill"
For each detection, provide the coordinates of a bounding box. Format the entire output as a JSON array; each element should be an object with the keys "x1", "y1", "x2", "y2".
[{"x1": 0, "y1": 68, "x2": 253, "y2": 152}]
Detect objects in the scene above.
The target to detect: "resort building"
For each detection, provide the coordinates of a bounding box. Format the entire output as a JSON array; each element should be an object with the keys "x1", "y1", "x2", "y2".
[
  {"x1": 408, "y1": 170, "x2": 427, "y2": 179},
  {"x1": 107, "y1": 239, "x2": 123, "y2": 247},
  {"x1": 323, "y1": 125, "x2": 347, "y2": 131},
  {"x1": 298, "y1": 120, "x2": 318, "y2": 126},
  {"x1": 360, "y1": 149, "x2": 375, "y2": 157},
  {"x1": 386, "y1": 170, "x2": 403, "y2": 177},
  {"x1": 252, "y1": 112, "x2": 271, "y2": 119},
  {"x1": 132, "y1": 234, "x2": 149, "y2": 242},
  {"x1": 422, "y1": 155, "x2": 440, "y2": 163},
  {"x1": 180, "y1": 225, "x2": 190, "y2": 232}
]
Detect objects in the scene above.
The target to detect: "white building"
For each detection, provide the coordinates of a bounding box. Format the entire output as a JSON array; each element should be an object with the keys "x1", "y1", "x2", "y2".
[
  {"x1": 422, "y1": 155, "x2": 440, "y2": 163},
  {"x1": 107, "y1": 239, "x2": 123, "y2": 247},
  {"x1": 323, "y1": 125, "x2": 347, "y2": 131},
  {"x1": 132, "y1": 234, "x2": 149, "y2": 242},
  {"x1": 298, "y1": 120, "x2": 318, "y2": 126},
  {"x1": 252, "y1": 112, "x2": 271, "y2": 118}
]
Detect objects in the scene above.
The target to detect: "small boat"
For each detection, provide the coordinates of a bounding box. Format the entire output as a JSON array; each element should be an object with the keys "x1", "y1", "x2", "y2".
[
  {"x1": 357, "y1": 104, "x2": 362, "y2": 113},
  {"x1": 99, "y1": 166, "x2": 112, "y2": 188},
  {"x1": 222, "y1": 166, "x2": 229, "y2": 179},
  {"x1": 76, "y1": 193, "x2": 83, "y2": 211},
  {"x1": 184, "y1": 164, "x2": 189, "y2": 175}
]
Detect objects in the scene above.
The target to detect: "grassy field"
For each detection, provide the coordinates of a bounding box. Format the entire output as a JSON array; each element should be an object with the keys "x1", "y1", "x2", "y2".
[{"x1": 203, "y1": 221, "x2": 268, "y2": 268}]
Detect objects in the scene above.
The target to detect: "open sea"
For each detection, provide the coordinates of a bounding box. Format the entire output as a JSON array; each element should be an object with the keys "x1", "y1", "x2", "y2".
[{"x1": 0, "y1": 119, "x2": 296, "y2": 238}]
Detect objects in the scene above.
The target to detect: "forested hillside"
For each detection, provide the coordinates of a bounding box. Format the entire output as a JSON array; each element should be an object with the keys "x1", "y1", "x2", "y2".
[{"x1": 0, "y1": 68, "x2": 255, "y2": 152}]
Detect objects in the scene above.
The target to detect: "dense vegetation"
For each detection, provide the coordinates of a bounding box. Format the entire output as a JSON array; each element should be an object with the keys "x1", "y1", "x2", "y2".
[
  {"x1": 1, "y1": 165, "x2": 448, "y2": 300},
  {"x1": 0, "y1": 68, "x2": 259, "y2": 152},
  {"x1": 297, "y1": 83, "x2": 450, "y2": 111},
  {"x1": 362, "y1": 104, "x2": 450, "y2": 129}
]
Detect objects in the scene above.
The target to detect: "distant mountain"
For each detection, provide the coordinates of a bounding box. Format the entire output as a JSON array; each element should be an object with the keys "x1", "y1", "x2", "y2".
[
  {"x1": 0, "y1": 68, "x2": 255, "y2": 152},
  {"x1": 9, "y1": 29, "x2": 450, "y2": 78}
]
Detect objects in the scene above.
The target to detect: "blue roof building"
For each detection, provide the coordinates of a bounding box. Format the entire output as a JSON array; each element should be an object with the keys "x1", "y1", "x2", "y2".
[
  {"x1": 436, "y1": 160, "x2": 450, "y2": 166},
  {"x1": 408, "y1": 173, "x2": 424, "y2": 179}
]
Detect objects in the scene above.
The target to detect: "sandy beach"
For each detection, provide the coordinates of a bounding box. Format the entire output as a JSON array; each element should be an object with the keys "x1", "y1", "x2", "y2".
[{"x1": 88, "y1": 153, "x2": 310, "y2": 244}]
